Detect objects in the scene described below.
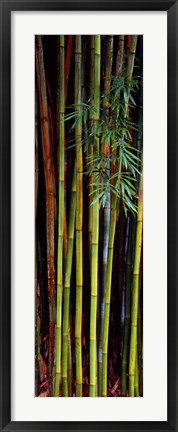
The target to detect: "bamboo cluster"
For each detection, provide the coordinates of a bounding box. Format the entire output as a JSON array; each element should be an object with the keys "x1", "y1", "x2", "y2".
[{"x1": 35, "y1": 34, "x2": 143, "y2": 397}]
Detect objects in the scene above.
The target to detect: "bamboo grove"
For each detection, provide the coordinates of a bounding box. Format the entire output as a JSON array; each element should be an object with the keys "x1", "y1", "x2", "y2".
[{"x1": 35, "y1": 35, "x2": 143, "y2": 397}]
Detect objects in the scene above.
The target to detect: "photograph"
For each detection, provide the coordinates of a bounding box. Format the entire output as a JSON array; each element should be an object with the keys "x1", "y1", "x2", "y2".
[
  {"x1": 1, "y1": 0, "x2": 177, "y2": 428},
  {"x1": 35, "y1": 34, "x2": 143, "y2": 398}
]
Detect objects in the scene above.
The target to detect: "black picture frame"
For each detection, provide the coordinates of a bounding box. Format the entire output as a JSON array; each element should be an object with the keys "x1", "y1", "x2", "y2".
[{"x1": 0, "y1": 0, "x2": 177, "y2": 431}]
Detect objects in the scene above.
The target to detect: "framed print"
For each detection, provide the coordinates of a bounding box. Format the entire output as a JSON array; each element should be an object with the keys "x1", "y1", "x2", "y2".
[{"x1": 0, "y1": 0, "x2": 177, "y2": 431}]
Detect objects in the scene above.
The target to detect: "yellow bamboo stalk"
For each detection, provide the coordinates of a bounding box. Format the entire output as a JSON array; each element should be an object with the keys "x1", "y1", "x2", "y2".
[
  {"x1": 89, "y1": 36, "x2": 101, "y2": 397},
  {"x1": 62, "y1": 166, "x2": 76, "y2": 396},
  {"x1": 54, "y1": 35, "x2": 65, "y2": 397},
  {"x1": 129, "y1": 169, "x2": 143, "y2": 397},
  {"x1": 98, "y1": 35, "x2": 113, "y2": 396},
  {"x1": 75, "y1": 35, "x2": 83, "y2": 397}
]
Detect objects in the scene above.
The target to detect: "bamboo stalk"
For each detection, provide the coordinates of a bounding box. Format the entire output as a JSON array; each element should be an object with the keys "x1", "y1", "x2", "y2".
[
  {"x1": 129, "y1": 169, "x2": 143, "y2": 397},
  {"x1": 54, "y1": 35, "x2": 65, "y2": 397},
  {"x1": 46, "y1": 74, "x2": 56, "y2": 163},
  {"x1": 46, "y1": 81, "x2": 57, "y2": 227},
  {"x1": 98, "y1": 35, "x2": 113, "y2": 397},
  {"x1": 137, "y1": 82, "x2": 143, "y2": 397},
  {"x1": 127, "y1": 35, "x2": 138, "y2": 81},
  {"x1": 62, "y1": 166, "x2": 76, "y2": 396},
  {"x1": 63, "y1": 36, "x2": 74, "y2": 263},
  {"x1": 35, "y1": 89, "x2": 42, "y2": 393},
  {"x1": 118, "y1": 203, "x2": 126, "y2": 363},
  {"x1": 68, "y1": 327, "x2": 73, "y2": 396},
  {"x1": 89, "y1": 35, "x2": 101, "y2": 397},
  {"x1": 102, "y1": 36, "x2": 138, "y2": 397},
  {"x1": 75, "y1": 35, "x2": 83, "y2": 397},
  {"x1": 115, "y1": 35, "x2": 125, "y2": 77},
  {"x1": 63, "y1": 206, "x2": 68, "y2": 263},
  {"x1": 56, "y1": 40, "x2": 67, "y2": 265},
  {"x1": 88, "y1": 36, "x2": 95, "y2": 259},
  {"x1": 134, "y1": 329, "x2": 139, "y2": 396},
  {"x1": 101, "y1": 192, "x2": 118, "y2": 396},
  {"x1": 35, "y1": 36, "x2": 56, "y2": 396}
]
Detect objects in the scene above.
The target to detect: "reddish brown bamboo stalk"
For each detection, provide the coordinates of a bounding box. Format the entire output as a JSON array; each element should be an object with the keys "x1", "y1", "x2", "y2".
[
  {"x1": 46, "y1": 74, "x2": 56, "y2": 159},
  {"x1": 47, "y1": 92, "x2": 57, "y2": 226},
  {"x1": 35, "y1": 35, "x2": 56, "y2": 396}
]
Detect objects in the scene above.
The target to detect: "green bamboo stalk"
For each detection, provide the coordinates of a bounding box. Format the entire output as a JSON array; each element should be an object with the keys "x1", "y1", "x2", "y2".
[
  {"x1": 75, "y1": 35, "x2": 83, "y2": 397},
  {"x1": 54, "y1": 35, "x2": 65, "y2": 397},
  {"x1": 129, "y1": 60, "x2": 143, "y2": 397},
  {"x1": 62, "y1": 166, "x2": 76, "y2": 396},
  {"x1": 134, "y1": 329, "x2": 139, "y2": 396},
  {"x1": 121, "y1": 217, "x2": 132, "y2": 396},
  {"x1": 129, "y1": 169, "x2": 143, "y2": 397},
  {"x1": 88, "y1": 36, "x2": 95, "y2": 259},
  {"x1": 127, "y1": 35, "x2": 138, "y2": 81},
  {"x1": 89, "y1": 35, "x2": 100, "y2": 397},
  {"x1": 88, "y1": 44, "x2": 98, "y2": 398},
  {"x1": 63, "y1": 37, "x2": 73, "y2": 268},
  {"x1": 102, "y1": 36, "x2": 138, "y2": 397},
  {"x1": 98, "y1": 35, "x2": 113, "y2": 397},
  {"x1": 68, "y1": 327, "x2": 73, "y2": 396},
  {"x1": 35, "y1": 36, "x2": 56, "y2": 396},
  {"x1": 64, "y1": 37, "x2": 74, "y2": 395},
  {"x1": 136, "y1": 79, "x2": 143, "y2": 397},
  {"x1": 118, "y1": 205, "x2": 126, "y2": 361}
]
